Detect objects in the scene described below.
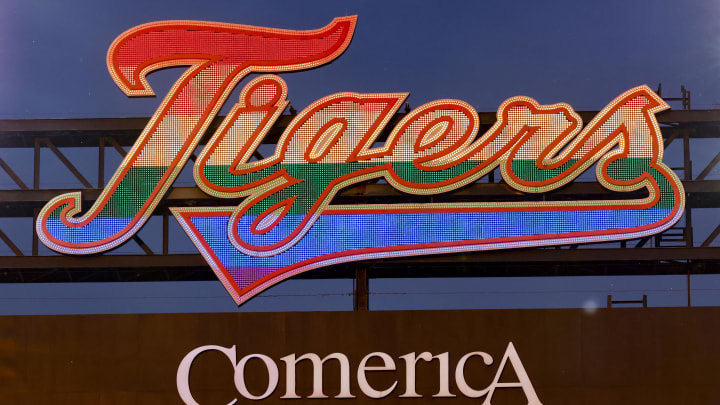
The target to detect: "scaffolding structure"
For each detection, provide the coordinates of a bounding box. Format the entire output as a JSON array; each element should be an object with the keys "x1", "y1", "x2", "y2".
[{"x1": 1, "y1": 89, "x2": 719, "y2": 309}]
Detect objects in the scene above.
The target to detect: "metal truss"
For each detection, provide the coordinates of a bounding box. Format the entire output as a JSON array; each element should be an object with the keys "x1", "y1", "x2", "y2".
[{"x1": 1, "y1": 101, "x2": 719, "y2": 302}]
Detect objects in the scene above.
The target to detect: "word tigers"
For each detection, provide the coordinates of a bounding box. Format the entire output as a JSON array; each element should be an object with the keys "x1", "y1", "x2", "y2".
[{"x1": 36, "y1": 17, "x2": 684, "y2": 304}]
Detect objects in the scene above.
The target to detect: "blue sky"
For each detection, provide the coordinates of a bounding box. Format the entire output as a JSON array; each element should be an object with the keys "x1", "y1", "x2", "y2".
[
  {"x1": 2, "y1": 0, "x2": 720, "y2": 118},
  {"x1": 0, "y1": 0, "x2": 719, "y2": 313}
]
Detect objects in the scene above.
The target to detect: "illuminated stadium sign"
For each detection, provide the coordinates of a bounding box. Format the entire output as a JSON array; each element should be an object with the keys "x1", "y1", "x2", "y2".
[{"x1": 35, "y1": 17, "x2": 685, "y2": 304}]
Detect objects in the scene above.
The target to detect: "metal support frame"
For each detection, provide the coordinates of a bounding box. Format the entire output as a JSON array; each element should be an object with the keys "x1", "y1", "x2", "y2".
[
  {"x1": 98, "y1": 136, "x2": 126, "y2": 188},
  {"x1": 0, "y1": 251, "x2": 718, "y2": 283},
  {"x1": 31, "y1": 208, "x2": 38, "y2": 256},
  {"x1": 34, "y1": 138, "x2": 92, "y2": 188},
  {"x1": 353, "y1": 268, "x2": 369, "y2": 311},
  {"x1": 0, "y1": 106, "x2": 718, "y2": 284},
  {"x1": 687, "y1": 264, "x2": 692, "y2": 308},
  {"x1": 696, "y1": 151, "x2": 720, "y2": 181},
  {"x1": 658, "y1": 84, "x2": 691, "y2": 111},
  {"x1": 607, "y1": 294, "x2": 648, "y2": 308},
  {"x1": 702, "y1": 224, "x2": 720, "y2": 247},
  {"x1": 0, "y1": 157, "x2": 28, "y2": 189},
  {"x1": 0, "y1": 228, "x2": 23, "y2": 256}
]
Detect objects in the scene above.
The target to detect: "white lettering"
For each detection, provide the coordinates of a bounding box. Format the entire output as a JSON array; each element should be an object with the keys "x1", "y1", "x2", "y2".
[
  {"x1": 482, "y1": 342, "x2": 542, "y2": 405},
  {"x1": 176, "y1": 342, "x2": 541, "y2": 403},
  {"x1": 235, "y1": 354, "x2": 279, "y2": 400},
  {"x1": 455, "y1": 351, "x2": 494, "y2": 398},
  {"x1": 399, "y1": 352, "x2": 455, "y2": 398},
  {"x1": 177, "y1": 344, "x2": 238, "y2": 405},
  {"x1": 280, "y1": 352, "x2": 355, "y2": 399},
  {"x1": 357, "y1": 352, "x2": 397, "y2": 398}
]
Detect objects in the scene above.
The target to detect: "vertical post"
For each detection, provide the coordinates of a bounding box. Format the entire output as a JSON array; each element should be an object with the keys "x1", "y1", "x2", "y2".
[
  {"x1": 162, "y1": 211, "x2": 170, "y2": 280},
  {"x1": 98, "y1": 137, "x2": 105, "y2": 188},
  {"x1": 163, "y1": 211, "x2": 169, "y2": 255},
  {"x1": 681, "y1": 85, "x2": 691, "y2": 110},
  {"x1": 33, "y1": 138, "x2": 41, "y2": 189},
  {"x1": 683, "y1": 130, "x2": 692, "y2": 181},
  {"x1": 685, "y1": 206, "x2": 693, "y2": 247},
  {"x1": 687, "y1": 264, "x2": 692, "y2": 308},
  {"x1": 32, "y1": 208, "x2": 39, "y2": 256},
  {"x1": 354, "y1": 268, "x2": 369, "y2": 311}
]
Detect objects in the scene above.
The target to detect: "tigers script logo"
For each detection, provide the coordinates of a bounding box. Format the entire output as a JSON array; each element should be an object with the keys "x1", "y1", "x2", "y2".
[{"x1": 36, "y1": 17, "x2": 685, "y2": 304}]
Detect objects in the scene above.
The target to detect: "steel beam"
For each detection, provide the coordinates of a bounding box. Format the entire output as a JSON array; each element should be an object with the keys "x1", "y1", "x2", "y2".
[
  {"x1": 1, "y1": 110, "x2": 718, "y2": 148},
  {"x1": 1, "y1": 248, "x2": 718, "y2": 271},
  {"x1": 0, "y1": 250, "x2": 718, "y2": 284},
  {"x1": 1, "y1": 180, "x2": 718, "y2": 217}
]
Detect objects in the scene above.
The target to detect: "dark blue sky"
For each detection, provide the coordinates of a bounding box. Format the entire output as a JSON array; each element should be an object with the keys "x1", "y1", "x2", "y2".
[
  {"x1": 2, "y1": 0, "x2": 719, "y2": 118},
  {"x1": 0, "y1": 0, "x2": 719, "y2": 313}
]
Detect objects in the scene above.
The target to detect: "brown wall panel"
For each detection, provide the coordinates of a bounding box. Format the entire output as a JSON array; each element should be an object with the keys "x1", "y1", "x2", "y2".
[{"x1": 1, "y1": 308, "x2": 719, "y2": 404}]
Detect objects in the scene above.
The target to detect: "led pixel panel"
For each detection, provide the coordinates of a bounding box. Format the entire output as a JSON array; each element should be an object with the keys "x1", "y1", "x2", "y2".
[{"x1": 36, "y1": 17, "x2": 684, "y2": 305}]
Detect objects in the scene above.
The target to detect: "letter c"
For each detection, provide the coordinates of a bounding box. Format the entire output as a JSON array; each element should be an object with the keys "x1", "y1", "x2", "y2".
[
  {"x1": 177, "y1": 344, "x2": 239, "y2": 405},
  {"x1": 455, "y1": 351, "x2": 494, "y2": 398}
]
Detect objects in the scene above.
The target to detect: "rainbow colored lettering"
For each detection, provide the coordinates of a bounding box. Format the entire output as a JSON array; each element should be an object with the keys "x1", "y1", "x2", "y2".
[{"x1": 36, "y1": 17, "x2": 685, "y2": 305}]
